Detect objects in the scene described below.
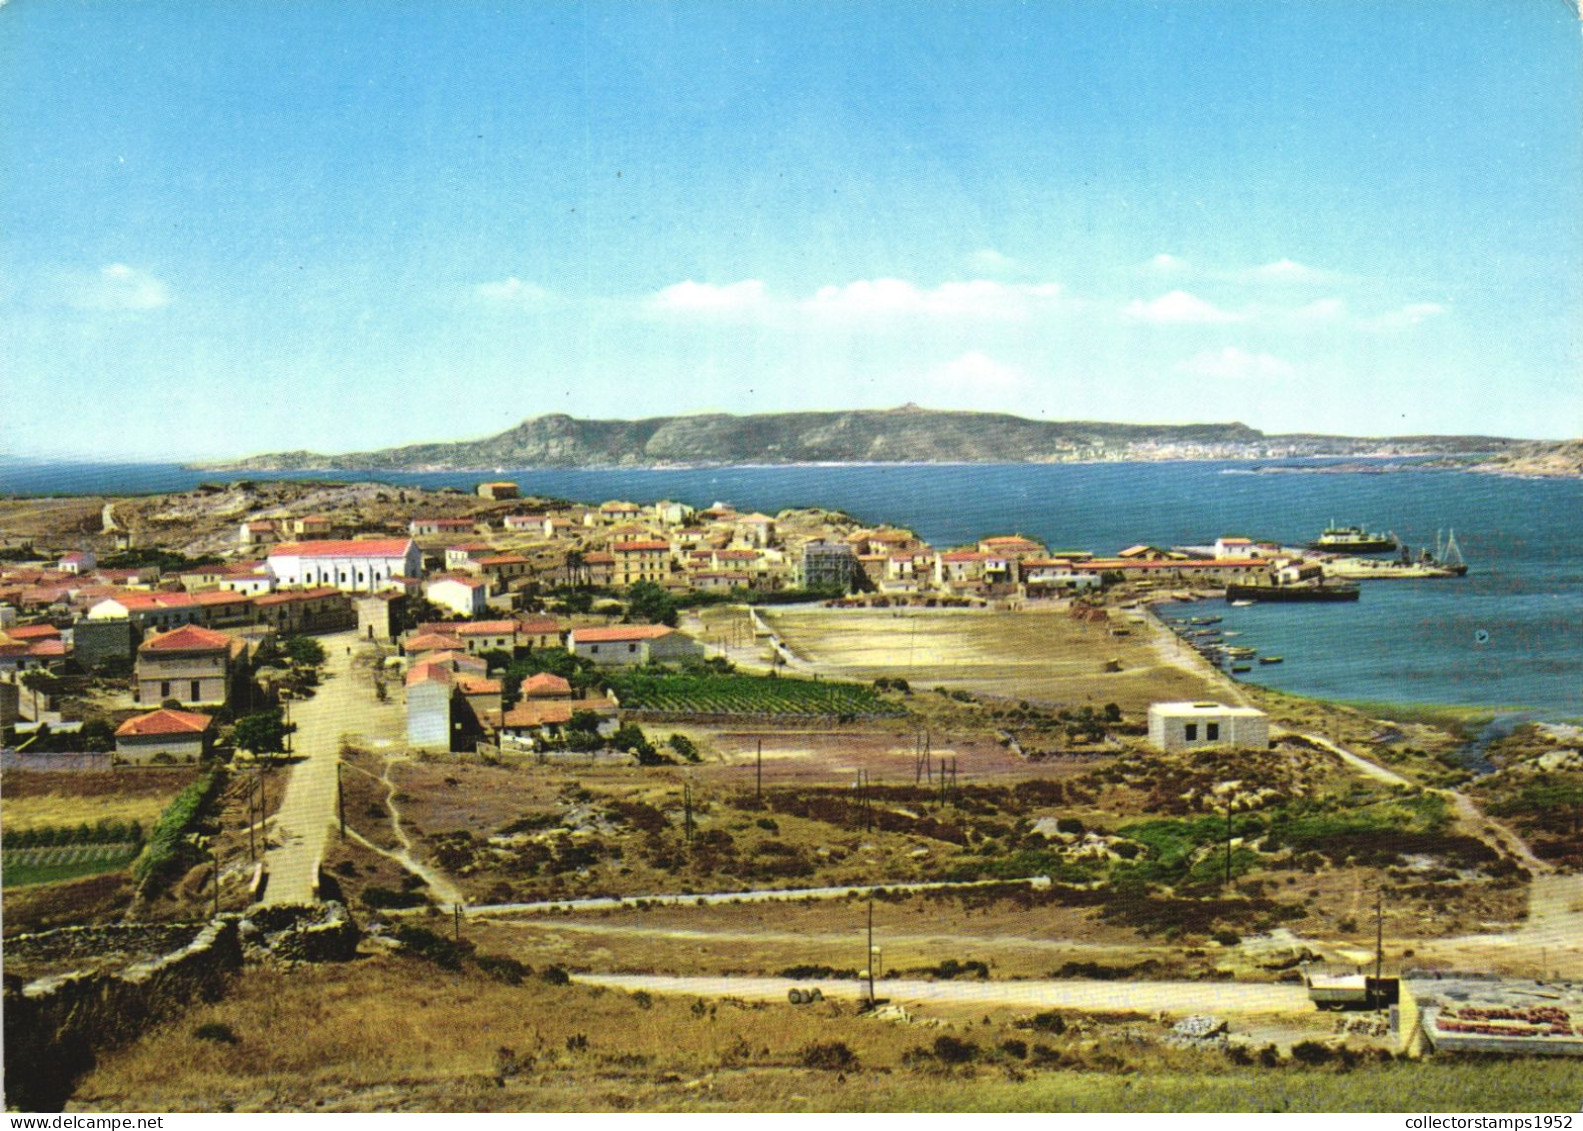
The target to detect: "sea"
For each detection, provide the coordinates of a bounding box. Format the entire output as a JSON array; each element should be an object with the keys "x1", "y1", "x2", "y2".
[{"x1": 3, "y1": 455, "x2": 1579, "y2": 723}]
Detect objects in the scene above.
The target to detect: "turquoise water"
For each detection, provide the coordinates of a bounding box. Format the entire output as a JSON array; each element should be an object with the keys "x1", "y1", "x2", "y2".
[{"x1": 3, "y1": 457, "x2": 1579, "y2": 719}]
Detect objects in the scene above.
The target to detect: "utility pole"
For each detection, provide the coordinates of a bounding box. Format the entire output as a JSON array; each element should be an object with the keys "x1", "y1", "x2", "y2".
[
  {"x1": 1373, "y1": 889, "x2": 1385, "y2": 1008},
  {"x1": 248, "y1": 774, "x2": 257, "y2": 861},
  {"x1": 1224, "y1": 800, "x2": 1234, "y2": 890},
  {"x1": 210, "y1": 844, "x2": 221, "y2": 919},
  {"x1": 865, "y1": 896, "x2": 876, "y2": 1006},
  {"x1": 454, "y1": 903, "x2": 463, "y2": 942},
  {"x1": 337, "y1": 761, "x2": 346, "y2": 840},
  {"x1": 683, "y1": 782, "x2": 695, "y2": 844}
]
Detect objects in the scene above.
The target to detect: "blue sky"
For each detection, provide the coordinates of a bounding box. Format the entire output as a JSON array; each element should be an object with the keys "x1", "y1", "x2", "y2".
[{"x1": 2, "y1": 0, "x2": 1579, "y2": 460}]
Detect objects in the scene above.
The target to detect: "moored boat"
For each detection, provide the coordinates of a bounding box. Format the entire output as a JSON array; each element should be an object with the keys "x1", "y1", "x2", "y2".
[
  {"x1": 1309, "y1": 522, "x2": 1397, "y2": 554},
  {"x1": 1224, "y1": 581, "x2": 1361, "y2": 603}
]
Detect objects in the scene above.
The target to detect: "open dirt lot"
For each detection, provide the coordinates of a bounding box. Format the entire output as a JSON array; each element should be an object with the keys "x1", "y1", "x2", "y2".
[{"x1": 763, "y1": 606, "x2": 1224, "y2": 712}]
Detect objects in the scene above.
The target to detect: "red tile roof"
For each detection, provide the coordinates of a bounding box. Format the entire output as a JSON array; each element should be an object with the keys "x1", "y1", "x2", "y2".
[
  {"x1": 456, "y1": 676, "x2": 503, "y2": 696},
  {"x1": 405, "y1": 661, "x2": 455, "y2": 687},
  {"x1": 406, "y1": 632, "x2": 468, "y2": 653},
  {"x1": 520, "y1": 673, "x2": 573, "y2": 698},
  {"x1": 6, "y1": 624, "x2": 61, "y2": 640},
  {"x1": 269, "y1": 539, "x2": 416, "y2": 558},
  {"x1": 253, "y1": 586, "x2": 341, "y2": 606},
  {"x1": 571, "y1": 625, "x2": 674, "y2": 643},
  {"x1": 28, "y1": 640, "x2": 67, "y2": 657},
  {"x1": 612, "y1": 541, "x2": 669, "y2": 552},
  {"x1": 140, "y1": 625, "x2": 232, "y2": 652},
  {"x1": 116, "y1": 708, "x2": 213, "y2": 737},
  {"x1": 516, "y1": 618, "x2": 561, "y2": 635}
]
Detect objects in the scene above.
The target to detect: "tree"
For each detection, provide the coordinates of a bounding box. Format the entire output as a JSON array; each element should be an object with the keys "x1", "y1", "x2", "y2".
[
  {"x1": 625, "y1": 581, "x2": 679, "y2": 627},
  {"x1": 77, "y1": 719, "x2": 117, "y2": 753},
  {"x1": 281, "y1": 636, "x2": 327, "y2": 669},
  {"x1": 233, "y1": 709, "x2": 291, "y2": 758}
]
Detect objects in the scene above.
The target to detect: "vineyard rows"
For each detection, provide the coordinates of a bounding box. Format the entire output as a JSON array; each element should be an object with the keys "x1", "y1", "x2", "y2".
[
  {"x1": 3, "y1": 842, "x2": 140, "y2": 869},
  {"x1": 611, "y1": 674, "x2": 903, "y2": 718}
]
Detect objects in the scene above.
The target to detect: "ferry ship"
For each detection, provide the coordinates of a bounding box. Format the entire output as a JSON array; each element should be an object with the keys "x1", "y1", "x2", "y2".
[{"x1": 1309, "y1": 522, "x2": 1398, "y2": 554}]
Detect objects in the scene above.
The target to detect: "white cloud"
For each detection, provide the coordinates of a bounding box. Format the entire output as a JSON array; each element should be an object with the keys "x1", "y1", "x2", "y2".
[
  {"x1": 1291, "y1": 297, "x2": 1347, "y2": 321},
  {"x1": 1238, "y1": 258, "x2": 1337, "y2": 285},
  {"x1": 1144, "y1": 253, "x2": 1190, "y2": 274},
  {"x1": 966, "y1": 248, "x2": 1025, "y2": 277},
  {"x1": 1368, "y1": 301, "x2": 1447, "y2": 329},
  {"x1": 802, "y1": 278, "x2": 1060, "y2": 320},
  {"x1": 1124, "y1": 290, "x2": 1241, "y2": 324},
  {"x1": 648, "y1": 279, "x2": 768, "y2": 314},
  {"x1": 68, "y1": 263, "x2": 170, "y2": 311},
  {"x1": 1176, "y1": 347, "x2": 1297, "y2": 381},
  {"x1": 926, "y1": 350, "x2": 1029, "y2": 394},
  {"x1": 473, "y1": 277, "x2": 555, "y2": 309}
]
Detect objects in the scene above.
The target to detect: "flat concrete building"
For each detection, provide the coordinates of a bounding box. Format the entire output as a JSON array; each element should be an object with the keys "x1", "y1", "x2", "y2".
[{"x1": 1147, "y1": 701, "x2": 1269, "y2": 751}]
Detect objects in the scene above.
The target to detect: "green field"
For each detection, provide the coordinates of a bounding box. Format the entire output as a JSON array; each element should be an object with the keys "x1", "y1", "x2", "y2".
[
  {"x1": 2, "y1": 842, "x2": 140, "y2": 888},
  {"x1": 608, "y1": 671, "x2": 904, "y2": 719}
]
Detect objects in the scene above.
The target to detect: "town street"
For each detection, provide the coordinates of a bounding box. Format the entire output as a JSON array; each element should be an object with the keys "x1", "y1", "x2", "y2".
[{"x1": 262, "y1": 631, "x2": 400, "y2": 905}]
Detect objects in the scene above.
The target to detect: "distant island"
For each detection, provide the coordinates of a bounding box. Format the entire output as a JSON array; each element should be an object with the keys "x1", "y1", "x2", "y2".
[{"x1": 194, "y1": 405, "x2": 1530, "y2": 472}]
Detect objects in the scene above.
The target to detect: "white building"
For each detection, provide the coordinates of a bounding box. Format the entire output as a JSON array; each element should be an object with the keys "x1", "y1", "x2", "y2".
[
  {"x1": 424, "y1": 574, "x2": 489, "y2": 618},
  {"x1": 265, "y1": 539, "x2": 421, "y2": 593},
  {"x1": 1147, "y1": 701, "x2": 1270, "y2": 752},
  {"x1": 567, "y1": 624, "x2": 703, "y2": 667}
]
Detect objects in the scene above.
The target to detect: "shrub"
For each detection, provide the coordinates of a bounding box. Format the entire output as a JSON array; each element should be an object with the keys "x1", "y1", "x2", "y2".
[
  {"x1": 999, "y1": 1039, "x2": 1028, "y2": 1060},
  {"x1": 931, "y1": 1035, "x2": 979, "y2": 1064},
  {"x1": 474, "y1": 954, "x2": 532, "y2": 985},
  {"x1": 391, "y1": 924, "x2": 472, "y2": 970},
  {"x1": 1289, "y1": 1040, "x2": 1337, "y2": 1066},
  {"x1": 800, "y1": 1041, "x2": 858, "y2": 1071},
  {"x1": 361, "y1": 886, "x2": 428, "y2": 910},
  {"x1": 540, "y1": 964, "x2": 571, "y2": 985},
  {"x1": 134, "y1": 769, "x2": 223, "y2": 887},
  {"x1": 194, "y1": 1022, "x2": 239, "y2": 1045},
  {"x1": 667, "y1": 733, "x2": 701, "y2": 762},
  {"x1": 1026, "y1": 1011, "x2": 1067, "y2": 1034}
]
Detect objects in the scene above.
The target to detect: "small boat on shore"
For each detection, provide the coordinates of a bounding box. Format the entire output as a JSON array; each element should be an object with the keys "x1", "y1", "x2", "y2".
[
  {"x1": 1231, "y1": 664, "x2": 1252, "y2": 673},
  {"x1": 1224, "y1": 581, "x2": 1361, "y2": 603}
]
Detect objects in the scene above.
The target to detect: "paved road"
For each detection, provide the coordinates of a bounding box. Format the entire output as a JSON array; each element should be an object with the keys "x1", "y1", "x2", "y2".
[
  {"x1": 573, "y1": 973, "x2": 1311, "y2": 1015},
  {"x1": 262, "y1": 631, "x2": 400, "y2": 905}
]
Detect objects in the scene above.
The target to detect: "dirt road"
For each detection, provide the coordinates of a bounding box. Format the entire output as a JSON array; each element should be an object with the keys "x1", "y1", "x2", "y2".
[
  {"x1": 573, "y1": 972, "x2": 1311, "y2": 1015},
  {"x1": 262, "y1": 633, "x2": 401, "y2": 905}
]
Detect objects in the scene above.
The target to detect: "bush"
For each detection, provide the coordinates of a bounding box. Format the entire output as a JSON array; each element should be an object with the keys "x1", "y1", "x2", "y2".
[
  {"x1": 540, "y1": 964, "x2": 571, "y2": 985},
  {"x1": 474, "y1": 954, "x2": 532, "y2": 985},
  {"x1": 667, "y1": 733, "x2": 701, "y2": 762},
  {"x1": 800, "y1": 1041, "x2": 858, "y2": 1071},
  {"x1": 1026, "y1": 1011, "x2": 1067, "y2": 1034},
  {"x1": 134, "y1": 770, "x2": 223, "y2": 887},
  {"x1": 193, "y1": 1023, "x2": 239, "y2": 1045},
  {"x1": 931, "y1": 1035, "x2": 979, "y2": 1064},
  {"x1": 391, "y1": 924, "x2": 472, "y2": 970},
  {"x1": 999, "y1": 1038, "x2": 1029, "y2": 1060},
  {"x1": 361, "y1": 886, "x2": 429, "y2": 910}
]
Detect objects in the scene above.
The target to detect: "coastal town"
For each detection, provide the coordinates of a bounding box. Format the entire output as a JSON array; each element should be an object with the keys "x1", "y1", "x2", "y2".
[{"x1": 2, "y1": 475, "x2": 1579, "y2": 1112}]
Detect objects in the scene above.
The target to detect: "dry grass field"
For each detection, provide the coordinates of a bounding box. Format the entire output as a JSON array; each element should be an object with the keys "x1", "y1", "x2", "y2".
[
  {"x1": 1, "y1": 769, "x2": 199, "y2": 833},
  {"x1": 64, "y1": 952, "x2": 1583, "y2": 1113},
  {"x1": 763, "y1": 606, "x2": 1225, "y2": 712}
]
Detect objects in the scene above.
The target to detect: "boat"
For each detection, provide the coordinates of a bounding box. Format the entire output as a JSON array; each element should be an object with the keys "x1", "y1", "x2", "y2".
[
  {"x1": 1259, "y1": 656, "x2": 1284, "y2": 665},
  {"x1": 1229, "y1": 599, "x2": 1255, "y2": 607},
  {"x1": 1309, "y1": 522, "x2": 1398, "y2": 554},
  {"x1": 1224, "y1": 581, "x2": 1361, "y2": 603},
  {"x1": 1231, "y1": 664, "x2": 1252, "y2": 674}
]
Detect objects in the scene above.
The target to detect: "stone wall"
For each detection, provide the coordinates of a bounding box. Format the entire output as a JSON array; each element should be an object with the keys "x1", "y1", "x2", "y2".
[{"x1": 3, "y1": 918, "x2": 241, "y2": 1111}]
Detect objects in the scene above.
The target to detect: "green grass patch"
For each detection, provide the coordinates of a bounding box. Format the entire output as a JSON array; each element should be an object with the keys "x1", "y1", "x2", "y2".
[
  {"x1": 2, "y1": 842, "x2": 139, "y2": 888},
  {"x1": 608, "y1": 670, "x2": 904, "y2": 719}
]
